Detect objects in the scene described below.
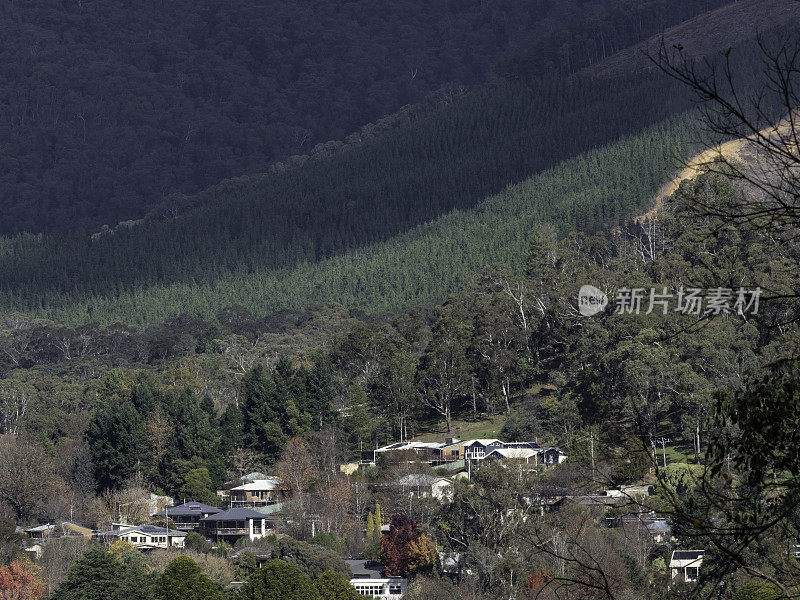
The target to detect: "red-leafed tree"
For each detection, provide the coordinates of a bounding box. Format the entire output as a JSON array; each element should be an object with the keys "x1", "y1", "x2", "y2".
[
  {"x1": 380, "y1": 514, "x2": 431, "y2": 576},
  {"x1": 0, "y1": 560, "x2": 44, "y2": 600}
]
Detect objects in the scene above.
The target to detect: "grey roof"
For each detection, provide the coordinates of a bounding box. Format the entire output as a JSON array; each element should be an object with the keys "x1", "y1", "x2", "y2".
[
  {"x1": 231, "y1": 547, "x2": 273, "y2": 560},
  {"x1": 647, "y1": 520, "x2": 671, "y2": 533},
  {"x1": 25, "y1": 524, "x2": 55, "y2": 533},
  {"x1": 672, "y1": 550, "x2": 704, "y2": 560},
  {"x1": 396, "y1": 474, "x2": 445, "y2": 487},
  {"x1": 97, "y1": 525, "x2": 187, "y2": 537},
  {"x1": 155, "y1": 501, "x2": 221, "y2": 517},
  {"x1": 201, "y1": 508, "x2": 271, "y2": 522},
  {"x1": 346, "y1": 560, "x2": 383, "y2": 579}
]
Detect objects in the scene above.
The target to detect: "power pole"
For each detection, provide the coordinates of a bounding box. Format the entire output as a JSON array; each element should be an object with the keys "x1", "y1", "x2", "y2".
[{"x1": 657, "y1": 437, "x2": 671, "y2": 468}]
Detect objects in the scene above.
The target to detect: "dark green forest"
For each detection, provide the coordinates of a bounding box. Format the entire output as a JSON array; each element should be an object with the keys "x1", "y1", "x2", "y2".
[
  {"x1": 0, "y1": 68, "x2": 693, "y2": 317},
  {"x1": 17, "y1": 113, "x2": 696, "y2": 325},
  {"x1": 0, "y1": 0, "x2": 732, "y2": 234}
]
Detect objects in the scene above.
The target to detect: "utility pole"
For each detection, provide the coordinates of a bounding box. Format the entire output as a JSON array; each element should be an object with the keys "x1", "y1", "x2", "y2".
[{"x1": 657, "y1": 437, "x2": 671, "y2": 468}]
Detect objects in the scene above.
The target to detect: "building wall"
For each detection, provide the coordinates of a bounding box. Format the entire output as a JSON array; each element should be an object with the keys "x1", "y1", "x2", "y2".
[{"x1": 119, "y1": 532, "x2": 185, "y2": 549}]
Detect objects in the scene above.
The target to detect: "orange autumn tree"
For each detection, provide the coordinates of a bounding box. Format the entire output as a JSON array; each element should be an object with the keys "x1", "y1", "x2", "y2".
[
  {"x1": 0, "y1": 560, "x2": 44, "y2": 600},
  {"x1": 406, "y1": 534, "x2": 437, "y2": 573},
  {"x1": 381, "y1": 514, "x2": 436, "y2": 576},
  {"x1": 524, "y1": 567, "x2": 557, "y2": 600}
]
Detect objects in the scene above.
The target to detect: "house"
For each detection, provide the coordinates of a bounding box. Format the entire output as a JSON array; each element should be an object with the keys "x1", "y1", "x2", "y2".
[
  {"x1": 24, "y1": 524, "x2": 54, "y2": 540},
  {"x1": 537, "y1": 446, "x2": 568, "y2": 466},
  {"x1": 483, "y1": 447, "x2": 540, "y2": 464},
  {"x1": 95, "y1": 525, "x2": 187, "y2": 550},
  {"x1": 468, "y1": 441, "x2": 566, "y2": 469},
  {"x1": 230, "y1": 546, "x2": 273, "y2": 568},
  {"x1": 346, "y1": 560, "x2": 407, "y2": 599},
  {"x1": 229, "y1": 478, "x2": 289, "y2": 508},
  {"x1": 670, "y1": 550, "x2": 705, "y2": 582},
  {"x1": 463, "y1": 439, "x2": 504, "y2": 461},
  {"x1": 436, "y1": 438, "x2": 465, "y2": 462},
  {"x1": 608, "y1": 513, "x2": 672, "y2": 543},
  {"x1": 394, "y1": 474, "x2": 454, "y2": 501},
  {"x1": 199, "y1": 508, "x2": 275, "y2": 542},
  {"x1": 155, "y1": 501, "x2": 222, "y2": 531},
  {"x1": 218, "y1": 472, "x2": 269, "y2": 503},
  {"x1": 362, "y1": 441, "x2": 447, "y2": 467}
]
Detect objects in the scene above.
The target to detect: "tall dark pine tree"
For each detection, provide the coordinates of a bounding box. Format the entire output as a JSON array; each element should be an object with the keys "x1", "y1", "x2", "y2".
[
  {"x1": 85, "y1": 400, "x2": 148, "y2": 491},
  {"x1": 241, "y1": 364, "x2": 289, "y2": 463}
]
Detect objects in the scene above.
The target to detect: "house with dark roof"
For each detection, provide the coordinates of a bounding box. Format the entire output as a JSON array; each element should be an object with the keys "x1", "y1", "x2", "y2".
[
  {"x1": 463, "y1": 439, "x2": 504, "y2": 461},
  {"x1": 670, "y1": 550, "x2": 705, "y2": 582},
  {"x1": 155, "y1": 501, "x2": 221, "y2": 531},
  {"x1": 199, "y1": 508, "x2": 275, "y2": 542}
]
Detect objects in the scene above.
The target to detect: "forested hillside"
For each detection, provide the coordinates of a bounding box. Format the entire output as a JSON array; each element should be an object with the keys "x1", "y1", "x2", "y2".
[
  {"x1": 2, "y1": 171, "x2": 799, "y2": 599},
  {"x1": 0, "y1": 68, "x2": 691, "y2": 313},
  {"x1": 23, "y1": 114, "x2": 697, "y2": 325},
  {"x1": 0, "y1": 0, "x2": 732, "y2": 234}
]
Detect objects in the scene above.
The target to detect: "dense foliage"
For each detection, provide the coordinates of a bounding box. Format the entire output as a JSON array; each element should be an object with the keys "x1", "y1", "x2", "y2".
[
  {"x1": 1, "y1": 111, "x2": 697, "y2": 326},
  {"x1": 0, "y1": 0, "x2": 731, "y2": 234}
]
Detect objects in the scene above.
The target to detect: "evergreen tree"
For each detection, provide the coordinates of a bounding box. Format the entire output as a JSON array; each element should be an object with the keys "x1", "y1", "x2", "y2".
[
  {"x1": 179, "y1": 467, "x2": 216, "y2": 505},
  {"x1": 237, "y1": 559, "x2": 321, "y2": 600},
  {"x1": 155, "y1": 556, "x2": 221, "y2": 600},
  {"x1": 52, "y1": 548, "x2": 153, "y2": 600},
  {"x1": 85, "y1": 400, "x2": 148, "y2": 491},
  {"x1": 314, "y1": 571, "x2": 363, "y2": 600}
]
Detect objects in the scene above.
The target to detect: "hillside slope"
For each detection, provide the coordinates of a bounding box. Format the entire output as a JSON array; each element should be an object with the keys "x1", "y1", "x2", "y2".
[
  {"x1": 1, "y1": 1, "x2": 795, "y2": 325},
  {"x1": 27, "y1": 114, "x2": 696, "y2": 325},
  {"x1": 594, "y1": 0, "x2": 800, "y2": 78},
  {"x1": 0, "y1": 0, "x2": 731, "y2": 235}
]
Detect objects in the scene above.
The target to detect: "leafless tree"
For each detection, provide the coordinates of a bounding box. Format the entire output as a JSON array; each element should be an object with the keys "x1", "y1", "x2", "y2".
[{"x1": 654, "y1": 33, "x2": 800, "y2": 233}]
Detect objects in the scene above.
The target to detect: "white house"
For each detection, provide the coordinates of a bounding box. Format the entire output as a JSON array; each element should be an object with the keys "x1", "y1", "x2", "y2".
[
  {"x1": 484, "y1": 447, "x2": 540, "y2": 464},
  {"x1": 394, "y1": 474, "x2": 454, "y2": 501},
  {"x1": 463, "y1": 439, "x2": 504, "y2": 461},
  {"x1": 670, "y1": 550, "x2": 705, "y2": 582},
  {"x1": 471, "y1": 443, "x2": 566, "y2": 468},
  {"x1": 346, "y1": 560, "x2": 407, "y2": 599},
  {"x1": 229, "y1": 478, "x2": 289, "y2": 508},
  {"x1": 95, "y1": 525, "x2": 187, "y2": 550}
]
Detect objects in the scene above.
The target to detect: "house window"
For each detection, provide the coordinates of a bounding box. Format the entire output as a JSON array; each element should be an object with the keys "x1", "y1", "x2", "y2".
[
  {"x1": 685, "y1": 567, "x2": 699, "y2": 580},
  {"x1": 389, "y1": 584, "x2": 402, "y2": 593},
  {"x1": 253, "y1": 520, "x2": 262, "y2": 534},
  {"x1": 354, "y1": 584, "x2": 385, "y2": 595},
  {"x1": 130, "y1": 537, "x2": 138, "y2": 543}
]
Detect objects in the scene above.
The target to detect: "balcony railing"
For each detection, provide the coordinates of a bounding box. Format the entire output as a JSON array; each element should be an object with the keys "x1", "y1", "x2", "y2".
[{"x1": 212, "y1": 527, "x2": 248, "y2": 536}]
